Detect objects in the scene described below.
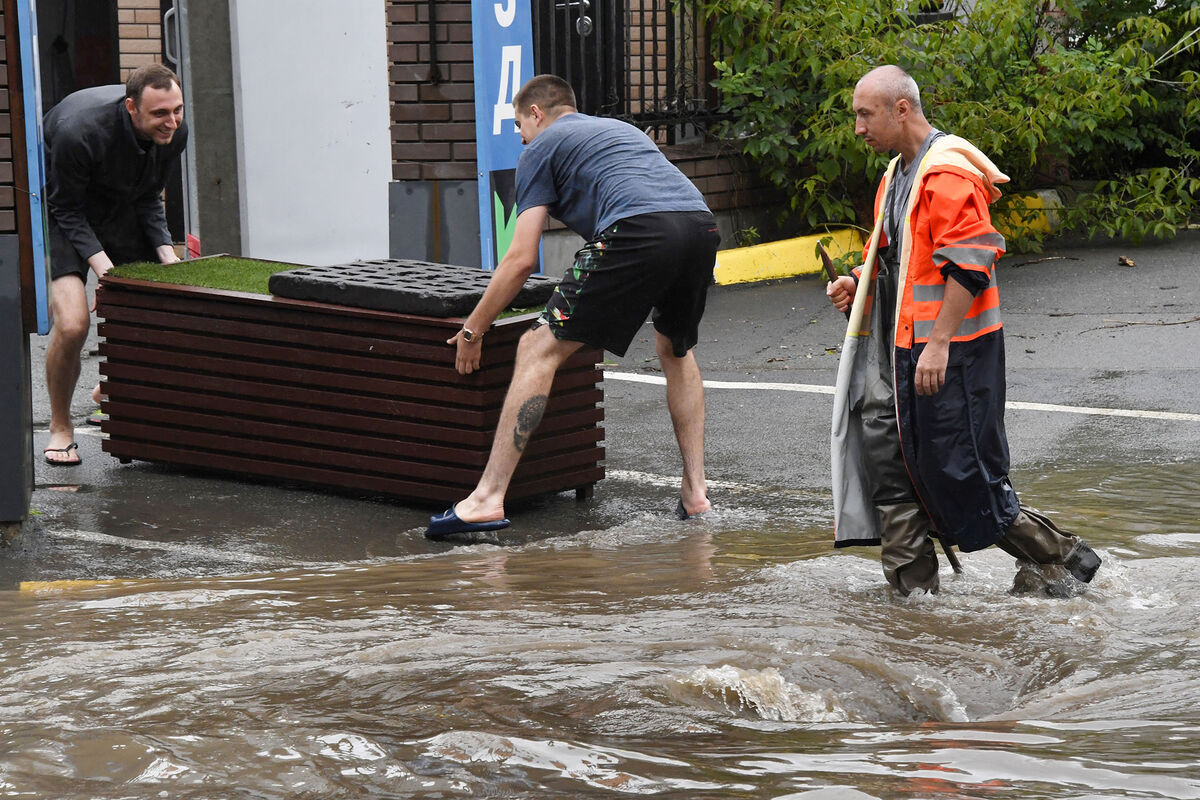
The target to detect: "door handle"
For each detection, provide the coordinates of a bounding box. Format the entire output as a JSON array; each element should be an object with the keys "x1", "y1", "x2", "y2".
[{"x1": 163, "y1": 5, "x2": 179, "y2": 66}]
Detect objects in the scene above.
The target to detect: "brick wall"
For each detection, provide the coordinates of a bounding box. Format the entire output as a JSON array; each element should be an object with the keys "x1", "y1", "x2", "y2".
[
  {"x1": 389, "y1": 0, "x2": 476, "y2": 181},
  {"x1": 117, "y1": 0, "x2": 162, "y2": 79},
  {"x1": 667, "y1": 143, "x2": 776, "y2": 214},
  {"x1": 0, "y1": 5, "x2": 13, "y2": 234}
]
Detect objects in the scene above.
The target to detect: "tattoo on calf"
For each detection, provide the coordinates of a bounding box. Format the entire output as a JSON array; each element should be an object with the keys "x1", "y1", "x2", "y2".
[{"x1": 513, "y1": 395, "x2": 548, "y2": 452}]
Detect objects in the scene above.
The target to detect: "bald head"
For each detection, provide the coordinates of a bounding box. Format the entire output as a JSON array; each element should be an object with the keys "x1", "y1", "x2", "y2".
[
  {"x1": 857, "y1": 65, "x2": 923, "y2": 115},
  {"x1": 852, "y1": 65, "x2": 932, "y2": 163}
]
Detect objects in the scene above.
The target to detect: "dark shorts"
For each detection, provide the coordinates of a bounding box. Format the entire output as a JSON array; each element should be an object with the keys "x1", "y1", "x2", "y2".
[
  {"x1": 48, "y1": 215, "x2": 157, "y2": 281},
  {"x1": 536, "y1": 211, "x2": 720, "y2": 357}
]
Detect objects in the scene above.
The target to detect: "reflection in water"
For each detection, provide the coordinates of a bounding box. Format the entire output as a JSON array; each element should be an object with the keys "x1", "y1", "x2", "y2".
[{"x1": 1, "y1": 460, "x2": 1199, "y2": 797}]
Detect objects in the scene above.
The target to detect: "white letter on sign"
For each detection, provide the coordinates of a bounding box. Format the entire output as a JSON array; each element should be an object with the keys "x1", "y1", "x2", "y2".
[
  {"x1": 493, "y1": 45, "x2": 521, "y2": 136},
  {"x1": 494, "y1": 0, "x2": 516, "y2": 27}
]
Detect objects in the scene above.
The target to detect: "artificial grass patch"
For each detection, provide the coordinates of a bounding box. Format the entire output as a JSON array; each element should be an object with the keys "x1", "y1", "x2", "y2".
[
  {"x1": 497, "y1": 307, "x2": 539, "y2": 319},
  {"x1": 107, "y1": 256, "x2": 298, "y2": 295}
]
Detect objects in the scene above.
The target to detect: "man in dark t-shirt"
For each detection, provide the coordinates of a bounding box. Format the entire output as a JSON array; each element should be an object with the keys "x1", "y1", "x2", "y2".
[
  {"x1": 426, "y1": 74, "x2": 721, "y2": 540},
  {"x1": 41, "y1": 64, "x2": 187, "y2": 466}
]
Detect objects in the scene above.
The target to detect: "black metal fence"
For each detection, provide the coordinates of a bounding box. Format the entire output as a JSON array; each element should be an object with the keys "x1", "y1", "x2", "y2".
[{"x1": 533, "y1": 0, "x2": 722, "y2": 144}]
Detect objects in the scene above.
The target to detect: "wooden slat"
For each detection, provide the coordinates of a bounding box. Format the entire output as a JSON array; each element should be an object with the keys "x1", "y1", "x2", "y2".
[
  {"x1": 98, "y1": 337, "x2": 507, "y2": 401},
  {"x1": 100, "y1": 360, "x2": 602, "y2": 425},
  {"x1": 103, "y1": 391, "x2": 493, "y2": 447},
  {"x1": 103, "y1": 436, "x2": 605, "y2": 505},
  {"x1": 103, "y1": 431, "x2": 604, "y2": 494},
  {"x1": 99, "y1": 388, "x2": 604, "y2": 444},
  {"x1": 506, "y1": 466, "x2": 606, "y2": 502},
  {"x1": 101, "y1": 418, "x2": 603, "y2": 483},
  {"x1": 100, "y1": 305, "x2": 463, "y2": 365},
  {"x1": 100, "y1": 361, "x2": 490, "y2": 426},
  {"x1": 97, "y1": 335, "x2": 602, "y2": 399},
  {"x1": 101, "y1": 401, "x2": 602, "y2": 467}
]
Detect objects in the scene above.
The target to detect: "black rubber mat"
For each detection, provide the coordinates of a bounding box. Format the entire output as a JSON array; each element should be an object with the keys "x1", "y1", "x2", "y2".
[{"x1": 268, "y1": 259, "x2": 558, "y2": 317}]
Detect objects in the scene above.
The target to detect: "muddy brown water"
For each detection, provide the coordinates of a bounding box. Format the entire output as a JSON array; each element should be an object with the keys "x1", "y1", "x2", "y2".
[{"x1": 2, "y1": 460, "x2": 1198, "y2": 798}]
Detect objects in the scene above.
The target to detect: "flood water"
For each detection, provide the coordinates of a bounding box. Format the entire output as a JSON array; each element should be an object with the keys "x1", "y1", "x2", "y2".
[{"x1": 2, "y1": 459, "x2": 1199, "y2": 799}]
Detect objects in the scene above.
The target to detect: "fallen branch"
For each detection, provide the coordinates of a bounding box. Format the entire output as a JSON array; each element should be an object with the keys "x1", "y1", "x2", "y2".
[
  {"x1": 1010, "y1": 256, "x2": 1081, "y2": 267},
  {"x1": 1082, "y1": 315, "x2": 1200, "y2": 333},
  {"x1": 1102, "y1": 316, "x2": 1200, "y2": 326}
]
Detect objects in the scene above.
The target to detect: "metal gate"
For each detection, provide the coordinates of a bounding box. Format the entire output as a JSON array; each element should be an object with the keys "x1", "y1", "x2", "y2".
[{"x1": 533, "y1": 0, "x2": 720, "y2": 144}]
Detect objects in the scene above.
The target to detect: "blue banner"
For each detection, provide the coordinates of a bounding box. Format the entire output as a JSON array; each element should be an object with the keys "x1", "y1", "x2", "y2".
[
  {"x1": 16, "y1": 0, "x2": 50, "y2": 334},
  {"x1": 470, "y1": 0, "x2": 535, "y2": 271}
]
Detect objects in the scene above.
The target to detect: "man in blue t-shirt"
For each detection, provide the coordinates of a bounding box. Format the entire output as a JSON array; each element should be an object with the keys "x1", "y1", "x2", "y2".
[{"x1": 427, "y1": 75, "x2": 721, "y2": 540}]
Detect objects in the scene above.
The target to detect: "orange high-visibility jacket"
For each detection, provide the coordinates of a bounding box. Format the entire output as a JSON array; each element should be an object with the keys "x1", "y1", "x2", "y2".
[{"x1": 858, "y1": 137, "x2": 1009, "y2": 350}]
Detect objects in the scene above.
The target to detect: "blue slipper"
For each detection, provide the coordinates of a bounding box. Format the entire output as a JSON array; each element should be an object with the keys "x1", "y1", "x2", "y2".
[{"x1": 426, "y1": 506, "x2": 510, "y2": 540}]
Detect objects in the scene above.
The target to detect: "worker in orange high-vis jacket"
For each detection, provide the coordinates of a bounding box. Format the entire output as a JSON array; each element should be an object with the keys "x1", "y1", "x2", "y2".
[{"x1": 826, "y1": 65, "x2": 1101, "y2": 597}]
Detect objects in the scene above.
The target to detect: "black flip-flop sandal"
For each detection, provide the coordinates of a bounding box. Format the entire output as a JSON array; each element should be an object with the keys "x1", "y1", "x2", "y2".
[{"x1": 44, "y1": 442, "x2": 82, "y2": 466}]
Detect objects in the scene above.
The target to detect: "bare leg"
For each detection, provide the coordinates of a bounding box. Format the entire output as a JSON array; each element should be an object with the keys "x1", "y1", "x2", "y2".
[
  {"x1": 44, "y1": 275, "x2": 91, "y2": 462},
  {"x1": 656, "y1": 332, "x2": 710, "y2": 516},
  {"x1": 453, "y1": 325, "x2": 583, "y2": 523}
]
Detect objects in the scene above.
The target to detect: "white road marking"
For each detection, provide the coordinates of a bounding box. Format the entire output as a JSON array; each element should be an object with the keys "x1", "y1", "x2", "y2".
[
  {"x1": 606, "y1": 469, "x2": 751, "y2": 492},
  {"x1": 603, "y1": 371, "x2": 1200, "y2": 423},
  {"x1": 605, "y1": 371, "x2": 833, "y2": 394},
  {"x1": 1003, "y1": 400, "x2": 1200, "y2": 422},
  {"x1": 605, "y1": 469, "x2": 825, "y2": 502},
  {"x1": 71, "y1": 427, "x2": 105, "y2": 438}
]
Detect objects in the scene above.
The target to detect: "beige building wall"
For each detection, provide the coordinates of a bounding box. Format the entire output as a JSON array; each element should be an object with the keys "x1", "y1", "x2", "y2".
[{"x1": 117, "y1": 0, "x2": 162, "y2": 79}]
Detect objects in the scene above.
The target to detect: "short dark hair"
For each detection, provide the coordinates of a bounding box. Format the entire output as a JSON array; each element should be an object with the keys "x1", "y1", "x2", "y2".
[
  {"x1": 514, "y1": 75, "x2": 576, "y2": 115},
  {"x1": 125, "y1": 64, "x2": 181, "y2": 106}
]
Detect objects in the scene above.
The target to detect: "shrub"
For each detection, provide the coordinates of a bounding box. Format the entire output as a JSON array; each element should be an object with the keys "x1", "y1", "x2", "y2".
[{"x1": 701, "y1": 0, "x2": 1200, "y2": 248}]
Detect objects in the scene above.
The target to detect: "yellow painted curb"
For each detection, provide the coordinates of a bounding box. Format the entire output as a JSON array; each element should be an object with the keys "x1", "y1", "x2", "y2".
[
  {"x1": 714, "y1": 228, "x2": 864, "y2": 286},
  {"x1": 19, "y1": 579, "x2": 141, "y2": 594},
  {"x1": 995, "y1": 189, "x2": 1062, "y2": 238}
]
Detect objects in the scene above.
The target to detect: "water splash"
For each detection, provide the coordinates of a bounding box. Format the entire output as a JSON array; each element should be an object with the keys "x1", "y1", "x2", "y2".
[{"x1": 676, "y1": 664, "x2": 849, "y2": 723}]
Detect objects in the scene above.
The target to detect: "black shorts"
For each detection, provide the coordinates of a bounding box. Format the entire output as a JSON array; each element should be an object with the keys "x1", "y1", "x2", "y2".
[
  {"x1": 48, "y1": 216, "x2": 158, "y2": 281},
  {"x1": 536, "y1": 211, "x2": 720, "y2": 357}
]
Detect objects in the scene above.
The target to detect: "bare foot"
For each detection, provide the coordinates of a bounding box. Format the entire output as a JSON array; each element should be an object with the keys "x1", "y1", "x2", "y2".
[
  {"x1": 681, "y1": 474, "x2": 705, "y2": 520},
  {"x1": 452, "y1": 494, "x2": 506, "y2": 524},
  {"x1": 679, "y1": 497, "x2": 712, "y2": 517},
  {"x1": 679, "y1": 479, "x2": 711, "y2": 517},
  {"x1": 92, "y1": 383, "x2": 104, "y2": 404}
]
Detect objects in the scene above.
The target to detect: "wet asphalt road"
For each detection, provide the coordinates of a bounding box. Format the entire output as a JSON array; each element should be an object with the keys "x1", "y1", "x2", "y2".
[{"x1": 7, "y1": 232, "x2": 1199, "y2": 582}]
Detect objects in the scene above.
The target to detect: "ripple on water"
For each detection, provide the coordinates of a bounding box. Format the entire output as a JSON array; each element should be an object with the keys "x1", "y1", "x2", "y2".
[{"x1": 421, "y1": 730, "x2": 751, "y2": 794}]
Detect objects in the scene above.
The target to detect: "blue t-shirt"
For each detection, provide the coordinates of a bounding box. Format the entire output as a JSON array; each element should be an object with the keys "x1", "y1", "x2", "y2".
[{"x1": 515, "y1": 113, "x2": 710, "y2": 241}]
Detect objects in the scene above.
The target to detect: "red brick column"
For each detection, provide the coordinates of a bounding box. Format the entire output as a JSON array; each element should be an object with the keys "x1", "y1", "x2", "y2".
[
  {"x1": 0, "y1": 4, "x2": 13, "y2": 235},
  {"x1": 389, "y1": 0, "x2": 476, "y2": 182},
  {"x1": 117, "y1": 0, "x2": 162, "y2": 78}
]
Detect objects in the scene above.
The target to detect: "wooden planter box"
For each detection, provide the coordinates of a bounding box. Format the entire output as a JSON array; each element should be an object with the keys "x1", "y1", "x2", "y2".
[{"x1": 95, "y1": 276, "x2": 604, "y2": 505}]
